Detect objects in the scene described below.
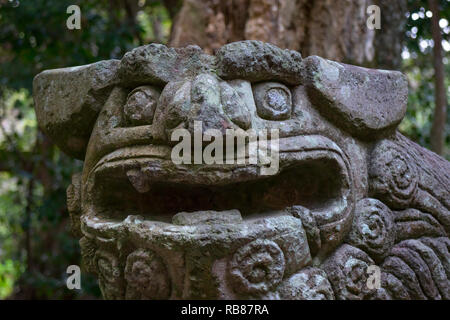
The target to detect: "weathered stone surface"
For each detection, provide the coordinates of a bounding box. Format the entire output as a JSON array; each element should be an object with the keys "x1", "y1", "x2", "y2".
[
  {"x1": 278, "y1": 267, "x2": 335, "y2": 300},
  {"x1": 119, "y1": 43, "x2": 215, "y2": 86},
  {"x1": 33, "y1": 40, "x2": 450, "y2": 300},
  {"x1": 322, "y1": 244, "x2": 381, "y2": 300},
  {"x1": 229, "y1": 239, "x2": 285, "y2": 296},
  {"x1": 253, "y1": 82, "x2": 292, "y2": 120},
  {"x1": 216, "y1": 40, "x2": 303, "y2": 85},
  {"x1": 172, "y1": 209, "x2": 242, "y2": 226},
  {"x1": 302, "y1": 55, "x2": 408, "y2": 139},
  {"x1": 123, "y1": 86, "x2": 160, "y2": 126},
  {"x1": 369, "y1": 134, "x2": 450, "y2": 235},
  {"x1": 345, "y1": 198, "x2": 395, "y2": 263},
  {"x1": 381, "y1": 238, "x2": 450, "y2": 299},
  {"x1": 288, "y1": 206, "x2": 321, "y2": 257},
  {"x1": 66, "y1": 172, "x2": 82, "y2": 237},
  {"x1": 33, "y1": 60, "x2": 120, "y2": 159},
  {"x1": 124, "y1": 248, "x2": 171, "y2": 299},
  {"x1": 394, "y1": 209, "x2": 446, "y2": 242}
]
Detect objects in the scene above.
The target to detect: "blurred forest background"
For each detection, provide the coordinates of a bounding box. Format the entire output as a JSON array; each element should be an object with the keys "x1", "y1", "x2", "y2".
[{"x1": 0, "y1": 0, "x2": 449, "y2": 299}]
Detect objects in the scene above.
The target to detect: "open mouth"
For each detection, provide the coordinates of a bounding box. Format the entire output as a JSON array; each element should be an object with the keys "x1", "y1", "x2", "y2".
[{"x1": 85, "y1": 135, "x2": 352, "y2": 227}]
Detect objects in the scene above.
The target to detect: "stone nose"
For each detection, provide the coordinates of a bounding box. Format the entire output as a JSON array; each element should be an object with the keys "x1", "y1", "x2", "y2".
[{"x1": 151, "y1": 73, "x2": 251, "y2": 142}]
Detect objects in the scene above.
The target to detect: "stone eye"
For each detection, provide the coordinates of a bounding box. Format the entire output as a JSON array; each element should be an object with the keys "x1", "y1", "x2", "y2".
[
  {"x1": 253, "y1": 82, "x2": 292, "y2": 120},
  {"x1": 124, "y1": 85, "x2": 160, "y2": 125}
]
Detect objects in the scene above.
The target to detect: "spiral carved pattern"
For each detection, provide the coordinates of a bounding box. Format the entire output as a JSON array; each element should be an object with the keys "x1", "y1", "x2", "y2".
[
  {"x1": 229, "y1": 239, "x2": 285, "y2": 296},
  {"x1": 94, "y1": 250, "x2": 124, "y2": 299},
  {"x1": 346, "y1": 198, "x2": 395, "y2": 262},
  {"x1": 322, "y1": 244, "x2": 380, "y2": 300},
  {"x1": 124, "y1": 249, "x2": 171, "y2": 299},
  {"x1": 369, "y1": 140, "x2": 418, "y2": 208}
]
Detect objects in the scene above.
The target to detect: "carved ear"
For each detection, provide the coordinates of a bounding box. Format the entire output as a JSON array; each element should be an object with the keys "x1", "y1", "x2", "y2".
[
  {"x1": 33, "y1": 60, "x2": 120, "y2": 159},
  {"x1": 302, "y1": 56, "x2": 408, "y2": 140}
]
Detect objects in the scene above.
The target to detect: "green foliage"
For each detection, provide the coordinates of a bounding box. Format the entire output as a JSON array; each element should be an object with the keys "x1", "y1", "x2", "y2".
[
  {"x1": 0, "y1": 0, "x2": 171, "y2": 299},
  {"x1": 0, "y1": 0, "x2": 171, "y2": 92},
  {"x1": 0, "y1": 89, "x2": 89, "y2": 299},
  {"x1": 400, "y1": 0, "x2": 450, "y2": 159},
  {"x1": 0, "y1": 259, "x2": 23, "y2": 298}
]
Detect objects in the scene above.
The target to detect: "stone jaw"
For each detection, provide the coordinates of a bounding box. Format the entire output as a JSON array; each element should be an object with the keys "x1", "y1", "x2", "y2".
[
  {"x1": 81, "y1": 213, "x2": 312, "y2": 299},
  {"x1": 33, "y1": 40, "x2": 450, "y2": 300}
]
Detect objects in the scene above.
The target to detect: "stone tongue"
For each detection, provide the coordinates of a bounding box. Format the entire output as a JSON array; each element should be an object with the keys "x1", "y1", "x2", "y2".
[{"x1": 172, "y1": 209, "x2": 242, "y2": 226}]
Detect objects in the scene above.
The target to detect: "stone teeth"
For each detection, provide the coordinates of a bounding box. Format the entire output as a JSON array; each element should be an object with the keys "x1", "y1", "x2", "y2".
[
  {"x1": 172, "y1": 209, "x2": 243, "y2": 226},
  {"x1": 126, "y1": 169, "x2": 150, "y2": 193},
  {"x1": 124, "y1": 215, "x2": 145, "y2": 225}
]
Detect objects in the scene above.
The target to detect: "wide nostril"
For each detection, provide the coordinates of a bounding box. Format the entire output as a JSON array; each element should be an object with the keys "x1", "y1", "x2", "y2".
[
  {"x1": 220, "y1": 81, "x2": 251, "y2": 130},
  {"x1": 191, "y1": 74, "x2": 221, "y2": 108},
  {"x1": 189, "y1": 74, "x2": 234, "y2": 134},
  {"x1": 191, "y1": 74, "x2": 221, "y2": 106},
  {"x1": 190, "y1": 73, "x2": 252, "y2": 133}
]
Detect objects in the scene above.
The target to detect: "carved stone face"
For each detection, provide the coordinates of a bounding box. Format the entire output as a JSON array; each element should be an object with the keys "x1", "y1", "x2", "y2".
[{"x1": 34, "y1": 41, "x2": 450, "y2": 300}]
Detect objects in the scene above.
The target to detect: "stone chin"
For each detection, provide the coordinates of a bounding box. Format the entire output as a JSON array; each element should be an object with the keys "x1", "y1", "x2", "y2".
[{"x1": 34, "y1": 41, "x2": 450, "y2": 300}]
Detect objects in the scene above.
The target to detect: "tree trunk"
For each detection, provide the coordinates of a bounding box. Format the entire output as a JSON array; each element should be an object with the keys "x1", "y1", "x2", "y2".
[
  {"x1": 373, "y1": 0, "x2": 407, "y2": 70},
  {"x1": 168, "y1": 0, "x2": 406, "y2": 69},
  {"x1": 428, "y1": 0, "x2": 447, "y2": 155}
]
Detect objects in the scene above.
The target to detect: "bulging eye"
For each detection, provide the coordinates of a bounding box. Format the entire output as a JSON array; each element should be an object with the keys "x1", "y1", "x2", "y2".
[
  {"x1": 253, "y1": 82, "x2": 292, "y2": 120},
  {"x1": 124, "y1": 86, "x2": 160, "y2": 125}
]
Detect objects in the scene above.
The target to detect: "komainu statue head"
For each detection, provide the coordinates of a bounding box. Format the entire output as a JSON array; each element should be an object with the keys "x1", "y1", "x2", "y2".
[{"x1": 33, "y1": 41, "x2": 449, "y2": 300}]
